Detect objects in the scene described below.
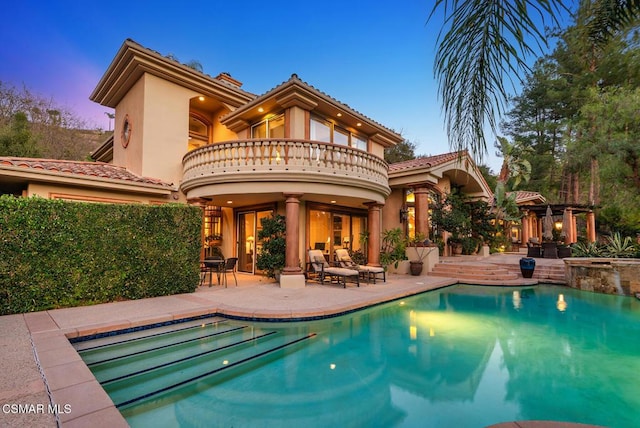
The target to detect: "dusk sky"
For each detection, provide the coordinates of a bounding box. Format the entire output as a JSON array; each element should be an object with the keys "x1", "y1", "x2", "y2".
[{"x1": 0, "y1": 0, "x2": 557, "y2": 172}]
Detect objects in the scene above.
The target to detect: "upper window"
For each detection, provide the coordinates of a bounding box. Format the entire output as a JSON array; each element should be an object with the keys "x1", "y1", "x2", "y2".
[
  {"x1": 189, "y1": 113, "x2": 211, "y2": 150},
  {"x1": 251, "y1": 114, "x2": 285, "y2": 139},
  {"x1": 310, "y1": 117, "x2": 367, "y2": 150}
]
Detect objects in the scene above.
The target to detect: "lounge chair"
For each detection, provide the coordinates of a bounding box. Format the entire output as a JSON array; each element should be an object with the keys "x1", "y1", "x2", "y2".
[
  {"x1": 307, "y1": 249, "x2": 360, "y2": 288},
  {"x1": 334, "y1": 248, "x2": 386, "y2": 283}
]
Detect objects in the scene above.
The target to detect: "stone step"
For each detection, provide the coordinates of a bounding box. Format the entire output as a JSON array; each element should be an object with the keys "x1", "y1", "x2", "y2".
[{"x1": 430, "y1": 261, "x2": 567, "y2": 284}]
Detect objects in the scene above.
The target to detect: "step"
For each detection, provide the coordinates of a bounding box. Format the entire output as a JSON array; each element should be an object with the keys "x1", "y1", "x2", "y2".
[{"x1": 95, "y1": 331, "x2": 315, "y2": 408}]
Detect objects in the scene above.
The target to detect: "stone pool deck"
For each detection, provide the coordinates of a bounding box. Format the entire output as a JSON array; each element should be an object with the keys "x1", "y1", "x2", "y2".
[{"x1": 1, "y1": 253, "x2": 598, "y2": 427}]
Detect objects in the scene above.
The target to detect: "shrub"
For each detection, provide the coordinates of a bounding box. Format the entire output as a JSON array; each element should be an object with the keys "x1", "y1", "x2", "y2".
[
  {"x1": 256, "y1": 214, "x2": 286, "y2": 279},
  {"x1": 0, "y1": 196, "x2": 202, "y2": 315}
]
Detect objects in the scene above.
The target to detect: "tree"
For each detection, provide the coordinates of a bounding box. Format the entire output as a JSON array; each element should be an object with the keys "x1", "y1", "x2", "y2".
[
  {"x1": 384, "y1": 139, "x2": 417, "y2": 163},
  {"x1": 0, "y1": 81, "x2": 103, "y2": 160},
  {"x1": 256, "y1": 214, "x2": 286, "y2": 279},
  {"x1": 0, "y1": 112, "x2": 40, "y2": 157},
  {"x1": 430, "y1": 0, "x2": 640, "y2": 161}
]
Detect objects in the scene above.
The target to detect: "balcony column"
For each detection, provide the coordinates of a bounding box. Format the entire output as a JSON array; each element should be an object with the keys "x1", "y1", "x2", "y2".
[
  {"x1": 281, "y1": 193, "x2": 305, "y2": 289},
  {"x1": 414, "y1": 186, "x2": 430, "y2": 240},
  {"x1": 364, "y1": 202, "x2": 384, "y2": 267}
]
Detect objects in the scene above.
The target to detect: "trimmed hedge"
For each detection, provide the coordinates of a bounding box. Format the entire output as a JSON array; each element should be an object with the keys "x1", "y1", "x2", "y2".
[{"x1": 0, "y1": 196, "x2": 202, "y2": 315}]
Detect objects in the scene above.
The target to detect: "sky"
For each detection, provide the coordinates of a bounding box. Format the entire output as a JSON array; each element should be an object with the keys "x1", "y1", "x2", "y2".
[{"x1": 0, "y1": 0, "x2": 549, "y2": 173}]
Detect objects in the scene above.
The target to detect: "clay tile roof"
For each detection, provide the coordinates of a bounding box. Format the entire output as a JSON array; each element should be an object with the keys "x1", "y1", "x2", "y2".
[
  {"x1": 388, "y1": 151, "x2": 466, "y2": 172},
  {"x1": 0, "y1": 157, "x2": 174, "y2": 188},
  {"x1": 509, "y1": 191, "x2": 546, "y2": 204}
]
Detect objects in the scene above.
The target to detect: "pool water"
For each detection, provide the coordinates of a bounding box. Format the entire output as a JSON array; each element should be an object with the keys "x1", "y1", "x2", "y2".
[{"x1": 74, "y1": 285, "x2": 640, "y2": 427}]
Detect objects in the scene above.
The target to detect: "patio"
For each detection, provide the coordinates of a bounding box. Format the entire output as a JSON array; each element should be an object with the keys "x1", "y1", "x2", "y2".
[{"x1": 1, "y1": 254, "x2": 566, "y2": 427}]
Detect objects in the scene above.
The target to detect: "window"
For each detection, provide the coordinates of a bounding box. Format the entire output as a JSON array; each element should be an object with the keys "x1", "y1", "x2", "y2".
[
  {"x1": 189, "y1": 113, "x2": 211, "y2": 150},
  {"x1": 251, "y1": 114, "x2": 285, "y2": 139},
  {"x1": 310, "y1": 117, "x2": 368, "y2": 150}
]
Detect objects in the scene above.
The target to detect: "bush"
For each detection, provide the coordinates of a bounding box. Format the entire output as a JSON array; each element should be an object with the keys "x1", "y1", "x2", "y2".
[
  {"x1": 256, "y1": 214, "x2": 286, "y2": 279},
  {"x1": 0, "y1": 196, "x2": 202, "y2": 315}
]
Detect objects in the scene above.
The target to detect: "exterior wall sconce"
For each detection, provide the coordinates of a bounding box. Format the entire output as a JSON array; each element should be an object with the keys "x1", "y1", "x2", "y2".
[{"x1": 400, "y1": 207, "x2": 409, "y2": 223}]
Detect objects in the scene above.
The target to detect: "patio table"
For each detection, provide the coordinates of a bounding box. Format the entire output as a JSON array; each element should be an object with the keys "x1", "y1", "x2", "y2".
[{"x1": 200, "y1": 258, "x2": 225, "y2": 286}]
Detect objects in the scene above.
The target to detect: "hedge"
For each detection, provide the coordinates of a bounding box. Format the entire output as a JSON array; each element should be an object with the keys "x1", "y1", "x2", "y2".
[{"x1": 0, "y1": 195, "x2": 202, "y2": 315}]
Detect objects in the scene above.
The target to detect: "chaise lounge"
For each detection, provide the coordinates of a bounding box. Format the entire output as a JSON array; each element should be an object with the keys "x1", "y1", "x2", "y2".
[
  {"x1": 307, "y1": 249, "x2": 360, "y2": 288},
  {"x1": 334, "y1": 248, "x2": 386, "y2": 284}
]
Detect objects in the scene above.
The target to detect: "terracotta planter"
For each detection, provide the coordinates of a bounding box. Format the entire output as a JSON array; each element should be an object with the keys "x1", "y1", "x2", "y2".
[{"x1": 409, "y1": 261, "x2": 423, "y2": 276}]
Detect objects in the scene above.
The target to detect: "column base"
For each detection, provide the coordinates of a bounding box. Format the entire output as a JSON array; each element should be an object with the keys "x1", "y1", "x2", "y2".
[{"x1": 279, "y1": 274, "x2": 306, "y2": 289}]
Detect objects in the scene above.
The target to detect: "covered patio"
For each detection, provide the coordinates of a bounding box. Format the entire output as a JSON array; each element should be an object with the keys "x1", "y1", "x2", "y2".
[{"x1": 518, "y1": 204, "x2": 597, "y2": 257}]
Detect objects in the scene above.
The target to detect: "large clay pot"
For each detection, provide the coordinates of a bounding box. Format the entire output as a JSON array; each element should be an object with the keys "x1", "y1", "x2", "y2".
[
  {"x1": 409, "y1": 261, "x2": 423, "y2": 276},
  {"x1": 520, "y1": 257, "x2": 536, "y2": 278}
]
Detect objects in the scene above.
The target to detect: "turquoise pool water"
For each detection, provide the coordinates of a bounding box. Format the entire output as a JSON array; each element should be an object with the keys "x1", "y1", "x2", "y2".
[{"x1": 74, "y1": 285, "x2": 640, "y2": 427}]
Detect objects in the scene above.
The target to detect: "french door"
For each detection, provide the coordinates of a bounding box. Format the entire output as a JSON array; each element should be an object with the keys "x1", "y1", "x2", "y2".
[{"x1": 237, "y1": 209, "x2": 273, "y2": 274}]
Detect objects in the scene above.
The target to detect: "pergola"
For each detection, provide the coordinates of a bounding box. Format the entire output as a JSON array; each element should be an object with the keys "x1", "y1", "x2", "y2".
[{"x1": 519, "y1": 204, "x2": 597, "y2": 245}]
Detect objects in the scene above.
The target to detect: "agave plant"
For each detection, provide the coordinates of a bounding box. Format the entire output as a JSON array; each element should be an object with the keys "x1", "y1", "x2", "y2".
[
  {"x1": 603, "y1": 233, "x2": 637, "y2": 258},
  {"x1": 571, "y1": 241, "x2": 604, "y2": 258}
]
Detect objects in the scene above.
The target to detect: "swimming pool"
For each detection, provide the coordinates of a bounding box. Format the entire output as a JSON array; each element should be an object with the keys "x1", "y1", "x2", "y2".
[{"x1": 73, "y1": 285, "x2": 640, "y2": 427}]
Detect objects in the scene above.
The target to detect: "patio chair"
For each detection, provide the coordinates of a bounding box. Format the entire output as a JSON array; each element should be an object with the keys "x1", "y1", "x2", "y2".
[
  {"x1": 334, "y1": 248, "x2": 385, "y2": 284},
  {"x1": 526, "y1": 242, "x2": 541, "y2": 258},
  {"x1": 542, "y1": 242, "x2": 558, "y2": 259},
  {"x1": 221, "y1": 257, "x2": 238, "y2": 287},
  {"x1": 307, "y1": 249, "x2": 360, "y2": 288}
]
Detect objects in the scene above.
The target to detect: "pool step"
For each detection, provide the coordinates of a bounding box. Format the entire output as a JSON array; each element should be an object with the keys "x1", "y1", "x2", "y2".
[
  {"x1": 78, "y1": 319, "x2": 243, "y2": 365},
  {"x1": 105, "y1": 331, "x2": 315, "y2": 408},
  {"x1": 87, "y1": 326, "x2": 269, "y2": 383},
  {"x1": 77, "y1": 321, "x2": 316, "y2": 409},
  {"x1": 430, "y1": 262, "x2": 566, "y2": 284}
]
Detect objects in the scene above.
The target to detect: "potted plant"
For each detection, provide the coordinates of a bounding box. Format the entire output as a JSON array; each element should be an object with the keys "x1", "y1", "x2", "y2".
[
  {"x1": 256, "y1": 214, "x2": 286, "y2": 280},
  {"x1": 406, "y1": 233, "x2": 430, "y2": 275},
  {"x1": 380, "y1": 228, "x2": 407, "y2": 271}
]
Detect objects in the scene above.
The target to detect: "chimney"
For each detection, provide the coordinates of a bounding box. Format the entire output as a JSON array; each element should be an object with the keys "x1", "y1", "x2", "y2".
[{"x1": 215, "y1": 72, "x2": 242, "y2": 88}]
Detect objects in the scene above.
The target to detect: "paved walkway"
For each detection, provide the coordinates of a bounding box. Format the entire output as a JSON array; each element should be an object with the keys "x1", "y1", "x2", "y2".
[{"x1": 1, "y1": 253, "x2": 580, "y2": 427}]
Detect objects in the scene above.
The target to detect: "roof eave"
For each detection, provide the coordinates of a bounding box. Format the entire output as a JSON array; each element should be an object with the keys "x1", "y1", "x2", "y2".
[{"x1": 90, "y1": 39, "x2": 255, "y2": 109}]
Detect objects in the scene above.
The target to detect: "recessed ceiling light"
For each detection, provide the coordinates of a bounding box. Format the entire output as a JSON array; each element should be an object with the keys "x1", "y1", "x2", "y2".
[
  {"x1": 198, "y1": 96, "x2": 205, "y2": 101},
  {"x1": 227, "y1": 200, "x2": 233, "y2": 204},
  {"x1": 356, "y1": 122, "x2": 362, "y2": 127},
  {"x1": 331, "y1": 200, "x2": 337, "y2": 203},
  {"x1": 258, "y1": 107, "x2": 264, "y2": 113},
  {"x1": 336, "y1": 113, "x2": 342, "y2": 117}
]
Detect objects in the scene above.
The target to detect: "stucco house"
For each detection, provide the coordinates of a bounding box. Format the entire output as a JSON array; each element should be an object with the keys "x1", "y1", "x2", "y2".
[{"x1": 0, "y1": 39, "x2": 492, "y2": 288}]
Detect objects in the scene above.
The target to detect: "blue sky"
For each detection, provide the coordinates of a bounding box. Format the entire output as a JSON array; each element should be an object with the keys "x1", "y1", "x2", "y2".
[{"x1": 0, "y1": 0, "x2": 554, "y2": 172}]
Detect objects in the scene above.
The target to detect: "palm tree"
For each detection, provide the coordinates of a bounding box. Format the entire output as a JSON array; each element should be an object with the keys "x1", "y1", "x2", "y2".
[{"x1": 430, "y1": 0, "x2": 640, "y2": 162}]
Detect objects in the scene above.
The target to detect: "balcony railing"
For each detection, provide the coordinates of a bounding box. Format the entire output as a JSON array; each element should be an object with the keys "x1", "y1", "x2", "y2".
[{"x1": 181, "y1": 139, "x2": 390, "y2": 196}]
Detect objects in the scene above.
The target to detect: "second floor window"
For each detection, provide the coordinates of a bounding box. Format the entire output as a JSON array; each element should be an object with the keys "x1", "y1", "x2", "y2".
[
  {"x1": 251, "y1": 114, "x2": 285, "y2": 139},
  {"x1": 310, "y1": 117, "x2": 368, "y2": 150}
]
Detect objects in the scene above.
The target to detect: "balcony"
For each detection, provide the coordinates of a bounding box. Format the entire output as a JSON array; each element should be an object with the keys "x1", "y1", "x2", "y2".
[{"x1": 181, "y1": 139, "x2": 390, "y2": 203}]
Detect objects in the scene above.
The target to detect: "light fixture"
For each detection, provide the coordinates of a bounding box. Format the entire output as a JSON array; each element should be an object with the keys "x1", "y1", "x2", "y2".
[
  {"x1": 330, "y1": 363, "x2": 336, "y2": 370},
  {"x1": 227, "y1": 200, "x2": 233, "y2": 204},
  {"x1": 555, "y1": 220, "x2": 563, "y2": 230},
  {"x1": 336, "y1": 113, "x2": 342, "y2": 117},
  {"x1": 198, "y1": 96, "x2": 205, "y2": 101},
  {"x1": 400, "y1": 207, "x2": 409, "y2": 222},
  {"x1": 356, "y1": 122, "x2": 362, "y2": 127},
  {"x1": 330, "y1": 200, "x2": 336, "y2": 204},
  {"x1": 258, "y1": 107, "x2": 264, "y2": 113}
]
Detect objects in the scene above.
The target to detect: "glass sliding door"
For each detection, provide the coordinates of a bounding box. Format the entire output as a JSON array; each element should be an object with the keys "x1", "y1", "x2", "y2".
[
  {"x1": 309, "y1": 207, "x2": 367, "y2": 263},
  {"x1": 237, "y1": 209, "x2": 274, "y2": 274},
  {"x1": 237, "y1": 212, "x2": 256, "y2": 273}
]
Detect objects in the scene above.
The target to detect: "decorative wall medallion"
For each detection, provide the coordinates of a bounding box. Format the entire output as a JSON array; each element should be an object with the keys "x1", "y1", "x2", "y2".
[{"x1": 121, "y1": 114, "x2": 132, "y2": 148}]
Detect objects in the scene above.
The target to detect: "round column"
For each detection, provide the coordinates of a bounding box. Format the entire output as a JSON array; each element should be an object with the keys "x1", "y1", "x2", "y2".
[
  {"x1": 414, "y1": 186, "x2": 430, "y2": 240},
  {"x1": 364, "y1": 202, "x2": 384, "y2": 267}
]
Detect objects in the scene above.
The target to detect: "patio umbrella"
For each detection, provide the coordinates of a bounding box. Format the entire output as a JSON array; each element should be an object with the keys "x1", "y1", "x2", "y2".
[
  {"x1": 560, "y1": 209, "x2": 570, "y2": 239},
  {"x1": 543, "y1": 205, "x2": 554, "y2": 241}
]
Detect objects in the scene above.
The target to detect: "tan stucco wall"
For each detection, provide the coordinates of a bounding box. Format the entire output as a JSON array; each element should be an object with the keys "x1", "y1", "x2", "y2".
[
  {"x1": 141, "y1": 74, "x2": 198, "y2": 185},
  {"x1": 114, "y1": 74, "x2": 198, "y2": 190},
  {"x1": 370, "y1": 141, "x2": 384, "y2": 159},
  {"x1": 27, "y1": 183, "x2": 170, "y2": 205},
  {"x1": 382, "y1": 188, "x2": 404, "y2": 232},
  {"x1": 212, "y1": 107, "x2": 237, "y2": 142},
  {"x1": 288, "y1": 106, "x2": 307, "y2": 139},
  {"x1": 113, "y1": 77, "x2": 145, "y2": 175}
]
